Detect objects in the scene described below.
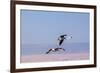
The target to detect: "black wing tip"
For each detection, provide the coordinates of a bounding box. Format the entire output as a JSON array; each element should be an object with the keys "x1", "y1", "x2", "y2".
[{"x1": 45, "y1": 50, "x2": 49, "y2": 54}]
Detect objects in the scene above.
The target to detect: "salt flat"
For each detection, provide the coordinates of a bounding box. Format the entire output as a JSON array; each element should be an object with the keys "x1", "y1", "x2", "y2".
[{"x1": 21, "y1": 53, "x2": 89, "y2": 63}]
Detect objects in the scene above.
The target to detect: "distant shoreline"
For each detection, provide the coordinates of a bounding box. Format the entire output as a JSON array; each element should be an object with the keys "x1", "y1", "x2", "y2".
[{"x1": 21, "y1": 53, "x2": 89, "y2": 63}]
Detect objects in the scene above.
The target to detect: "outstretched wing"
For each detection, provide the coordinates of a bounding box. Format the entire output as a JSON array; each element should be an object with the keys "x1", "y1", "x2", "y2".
[
  {"x1": 62, "y1": 48, "x2": 65, "y2": 51},
  {"x1": 58, "y1": 48, "x2": 65, "y2": 51},
  {"x1": 60, "y1": 34, "x2": 67, "y2": 37},
  {"x1": 66, "y1": 36, "x2": 72, "y2": 40},
  {"x1": 59, "y1": 39, "x2": 64, "y2": 46},
  {"x1": 46, "y1": 49, "x2": 52, "y2": 54}
]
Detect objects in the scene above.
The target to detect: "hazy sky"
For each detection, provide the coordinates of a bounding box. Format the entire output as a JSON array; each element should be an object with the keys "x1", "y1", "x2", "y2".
[{"x1": 20, "y1": 10, "x2": 89, "y2": 44}]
